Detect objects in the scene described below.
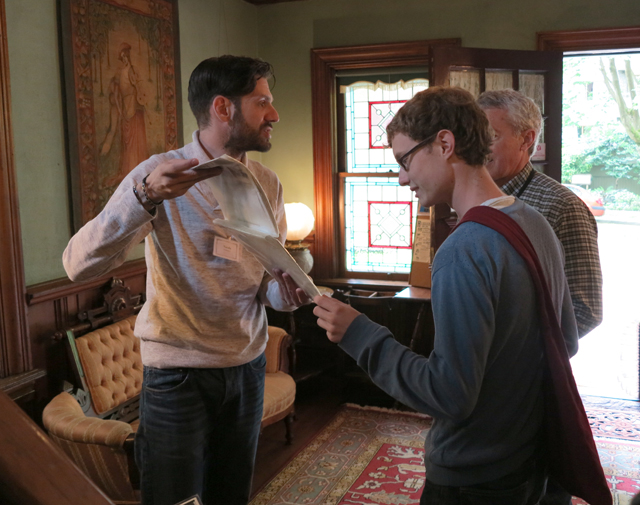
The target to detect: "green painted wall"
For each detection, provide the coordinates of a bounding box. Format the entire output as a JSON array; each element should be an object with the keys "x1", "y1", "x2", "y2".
[
  {"x1": 6, "y1": 0, "x2": 259, "y2": 285},
  {"x1": 5, "y1": 0, "x2": 640, "y2": 285},
  {"x1": 6, "y1": 0, "x2": 70, "y2": 287},
  {"x1": 256, "y1": 0, "x2": 640, "y2": 216}
]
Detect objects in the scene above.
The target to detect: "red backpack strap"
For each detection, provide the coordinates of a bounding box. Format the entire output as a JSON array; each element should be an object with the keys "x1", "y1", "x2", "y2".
[{"x1": 457, "y1": 206, "x2": 611, "y2": 505}]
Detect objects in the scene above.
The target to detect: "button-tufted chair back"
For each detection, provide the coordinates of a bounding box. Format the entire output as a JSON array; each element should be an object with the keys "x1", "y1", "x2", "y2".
[{"x1": 75, "y1": 315, "x2": 142, "y2": 415}]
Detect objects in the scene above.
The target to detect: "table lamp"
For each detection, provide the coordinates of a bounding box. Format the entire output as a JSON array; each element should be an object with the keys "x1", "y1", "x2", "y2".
[{"x1": 284, "y1": 202, "x2": 315, "y2": 274}]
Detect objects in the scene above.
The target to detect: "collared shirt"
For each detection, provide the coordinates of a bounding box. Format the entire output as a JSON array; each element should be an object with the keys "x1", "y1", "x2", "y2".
[{"x1": 502, "y1": 163, "x2": 603, "y2": 336}]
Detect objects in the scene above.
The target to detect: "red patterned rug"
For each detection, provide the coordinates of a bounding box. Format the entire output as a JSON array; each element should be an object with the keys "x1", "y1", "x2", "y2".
[
  {"x1": 250, "y1": 404, "x2": 640, "y2": 505},
  {"x1": 587, "y1": 407, "x2": 640, "y2": 442}
]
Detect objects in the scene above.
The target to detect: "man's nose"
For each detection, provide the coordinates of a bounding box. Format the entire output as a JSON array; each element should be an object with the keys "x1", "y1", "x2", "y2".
[
  {"x1": 267, "y1": 105, "x2": 279, "y2": 123},
  {"x1": 398, "y1": 168, "x2": 409, "y2": 186}
]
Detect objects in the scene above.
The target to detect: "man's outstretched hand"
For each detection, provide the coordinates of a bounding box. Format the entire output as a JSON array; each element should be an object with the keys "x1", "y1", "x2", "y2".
[
  {"x1": 273, "y1": 269, "x2": 311, "y2": 307},
  {"x1": 313, "y1": 295, "x2": 360, "y2": 343},
  {"x1": 144, "y1": 158, "x2": 222, "y2": 201}
]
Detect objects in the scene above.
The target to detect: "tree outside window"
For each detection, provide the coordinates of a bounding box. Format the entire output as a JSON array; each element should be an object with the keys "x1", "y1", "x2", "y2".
[{"x1": 562, "y1": 53, "x2": 640, "y2": 210}]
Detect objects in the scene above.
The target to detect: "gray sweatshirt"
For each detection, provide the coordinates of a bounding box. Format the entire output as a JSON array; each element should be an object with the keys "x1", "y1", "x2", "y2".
[
  {"x1": 63, "y1": 131, "x2": 294, "y2": 369},
  {"x1": 340, "y1": 200, "x2": 579, "y2": 487}
]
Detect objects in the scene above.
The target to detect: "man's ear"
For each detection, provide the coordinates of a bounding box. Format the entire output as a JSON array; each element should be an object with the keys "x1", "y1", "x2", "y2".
[
  {"x1": 521, "y1": 129, "x2": 536, "y2": 153},
  {"x1": 438, "y1": 130, "x2": 456, "y2": 159},
  {"x1": 211, "y1": 95, "x2": 234, "y2": 124}
]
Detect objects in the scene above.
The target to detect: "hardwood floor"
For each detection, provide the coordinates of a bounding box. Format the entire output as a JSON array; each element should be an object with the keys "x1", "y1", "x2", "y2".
[
  {"x1": 251, "y1": 369, "x2": 397, "y2": 497},
  {"x1": 251, "y1": 377, "x2": 342, "y2": 497}
]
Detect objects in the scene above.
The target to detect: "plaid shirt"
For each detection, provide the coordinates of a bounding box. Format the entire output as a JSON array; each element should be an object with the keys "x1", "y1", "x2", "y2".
[{"x1": 502, "y1": 164, "x2": 603, "y2": 336}]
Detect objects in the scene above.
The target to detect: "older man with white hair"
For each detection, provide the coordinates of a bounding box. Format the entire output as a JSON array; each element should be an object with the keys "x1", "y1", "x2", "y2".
[
  {"x1": 478, "y1": 89, "x2": 602, "y2": 338},
  {"x1": 478, "y1": 89, "x2": 603, "y2": 505}
]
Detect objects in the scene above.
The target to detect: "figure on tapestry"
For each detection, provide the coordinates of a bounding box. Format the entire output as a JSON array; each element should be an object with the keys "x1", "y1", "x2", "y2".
[{"x1": 100, "y1": 42, "x2": 150, "y2": 187}]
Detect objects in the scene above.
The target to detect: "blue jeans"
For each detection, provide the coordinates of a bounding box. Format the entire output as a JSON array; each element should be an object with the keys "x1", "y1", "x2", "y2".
[
  {"x1": 419, "y1": 456, "x2": 547, "y2": 505},
  {"x1": 135, "y1": 354, "x2": 266, "y2": 505}
]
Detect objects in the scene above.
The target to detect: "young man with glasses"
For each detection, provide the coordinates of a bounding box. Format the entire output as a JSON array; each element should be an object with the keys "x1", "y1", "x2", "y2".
[{"x1": 314, "y1": 87, "x2": 584, "y2": 504}]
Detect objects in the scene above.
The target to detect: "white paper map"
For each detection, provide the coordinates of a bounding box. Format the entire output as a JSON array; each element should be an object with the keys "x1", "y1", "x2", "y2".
[{"x1": 196, "y1": 155, "x2": 320, "y2": 299}]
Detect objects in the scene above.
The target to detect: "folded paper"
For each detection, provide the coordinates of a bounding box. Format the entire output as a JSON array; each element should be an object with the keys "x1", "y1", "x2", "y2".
[{"x1": 196, "y1": 155, "x2": 320, "y2": 299}]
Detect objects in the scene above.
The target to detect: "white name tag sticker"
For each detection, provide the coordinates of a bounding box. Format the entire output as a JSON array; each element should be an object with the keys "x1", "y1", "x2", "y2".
[{"x1": 213, "y1": 236, "x2": 242, "y2": 262}]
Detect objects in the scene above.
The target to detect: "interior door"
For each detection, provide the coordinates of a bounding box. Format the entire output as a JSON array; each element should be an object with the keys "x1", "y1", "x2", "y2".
[{"x1": 428, "y1": 46, "x2": 563, "y2": 258}]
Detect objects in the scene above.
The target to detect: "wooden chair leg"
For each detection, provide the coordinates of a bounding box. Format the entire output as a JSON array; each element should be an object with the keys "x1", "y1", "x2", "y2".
[{"x1": 284, "y1": 411, "x2": 295, "y2": 445}]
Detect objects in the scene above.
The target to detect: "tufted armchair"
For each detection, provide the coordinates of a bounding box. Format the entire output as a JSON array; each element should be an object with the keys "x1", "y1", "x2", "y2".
[
  {"x1": 43, "y1": 315, "x2": 141, "y2": 504},
  {"x1": 43, "y1": 309, "x2": 296, "y2": 505},
  {"x1": 261, "y1": 326, "x2": 296, "y2": 441}
]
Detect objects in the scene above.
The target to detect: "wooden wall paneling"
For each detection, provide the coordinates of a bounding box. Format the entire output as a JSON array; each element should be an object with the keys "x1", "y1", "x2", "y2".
[
  {"x1": 0, "y1": 369, "x2": 47, "y2": 420},
  {"x1": 0, "y1": 0, "x2": 30, "y2": 378},
  {"x1": 310, "y1": 39, "x2": 460, "y2": 280}
]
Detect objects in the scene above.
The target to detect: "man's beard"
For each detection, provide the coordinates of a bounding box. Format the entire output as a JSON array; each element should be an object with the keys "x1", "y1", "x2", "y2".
[{"x1": 224, "y1": 110, "x2": 272, "y2": 154}]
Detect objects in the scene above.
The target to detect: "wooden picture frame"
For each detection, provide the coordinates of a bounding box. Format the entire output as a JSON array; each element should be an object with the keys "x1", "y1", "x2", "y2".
[{"x1": 61, "y1": 0, "x2": 182, "y2": 231}]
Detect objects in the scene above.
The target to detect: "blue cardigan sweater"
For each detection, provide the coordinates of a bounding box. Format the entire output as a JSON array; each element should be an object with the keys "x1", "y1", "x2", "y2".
[{"x1": 340, "y1": 199, "x2": 579, "y2": 486}]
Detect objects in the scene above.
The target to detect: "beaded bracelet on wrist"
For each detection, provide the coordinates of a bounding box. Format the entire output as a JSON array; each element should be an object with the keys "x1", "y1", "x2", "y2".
[
  {"x1": 133, "y1": 184, "x2": 156, "y2": 213},
  {"x1": 141, "y1": 174, "x2": 164, "y2": 206}
]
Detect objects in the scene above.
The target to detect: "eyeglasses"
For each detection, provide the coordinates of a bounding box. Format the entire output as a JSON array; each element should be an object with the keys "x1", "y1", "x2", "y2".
[{"x1": 397, "y1": 134, "x2": 436, "y2": 172}]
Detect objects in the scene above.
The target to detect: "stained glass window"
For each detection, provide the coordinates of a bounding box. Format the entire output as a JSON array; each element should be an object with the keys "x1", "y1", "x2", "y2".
[
  {"x1": 368, "y1": 201, "x2": 413, "y2": 249},
  {"x1": 344, "y1": 80, "x2": 429, "y2": 174},
  {"x1": 341, "y1": 79, "x2": 428, "y2": 274},
  {"x1": 344, "y1": 177, "x2": 418, "y2": 273}
]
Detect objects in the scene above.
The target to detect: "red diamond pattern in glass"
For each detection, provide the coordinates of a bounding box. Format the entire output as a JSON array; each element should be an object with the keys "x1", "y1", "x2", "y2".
[{"x1": 368, "y1": 201, "x2": 413, "y2": 249}]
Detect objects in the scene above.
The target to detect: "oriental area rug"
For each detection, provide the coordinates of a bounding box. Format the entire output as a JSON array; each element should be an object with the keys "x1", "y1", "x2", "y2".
[{"x1": 250, "y1": 403, "x2": 640, "y2": 505}]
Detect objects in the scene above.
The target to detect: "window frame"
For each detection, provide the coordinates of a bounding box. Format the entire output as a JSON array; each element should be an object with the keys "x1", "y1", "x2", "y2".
[
  {"x1": 537, "y1": 26, "x2": 640, "y2": 53},
  {"x1": 337, "y1": 79, "x2": 427, "y2": 280},
  {"x1": 310, "y1": 39, "x2": 461, "y2": 281}
]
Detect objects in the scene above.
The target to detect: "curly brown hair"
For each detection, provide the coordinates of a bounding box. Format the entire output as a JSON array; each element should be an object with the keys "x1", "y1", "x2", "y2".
[{"x1": 386, "y1": 86, "x2": 492, "y2": 167}]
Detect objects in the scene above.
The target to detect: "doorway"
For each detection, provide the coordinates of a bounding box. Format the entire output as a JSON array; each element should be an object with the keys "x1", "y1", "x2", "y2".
[{"x1": 563, "y1": 51, "x2": 640, "y2": 401}]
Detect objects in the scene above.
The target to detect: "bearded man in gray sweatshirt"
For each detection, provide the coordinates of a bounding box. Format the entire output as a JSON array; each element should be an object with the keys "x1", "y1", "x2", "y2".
[{"x1": 63, "y1": 55, "x2": 308, "y2": 505}]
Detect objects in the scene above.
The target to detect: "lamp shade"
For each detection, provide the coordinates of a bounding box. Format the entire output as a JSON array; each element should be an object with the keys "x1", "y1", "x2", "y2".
[{"x1": 284, "y1": 202, "x2": 315, "y2": 242}]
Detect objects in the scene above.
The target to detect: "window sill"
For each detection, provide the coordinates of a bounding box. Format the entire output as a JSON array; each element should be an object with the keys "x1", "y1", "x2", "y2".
[{"x1": 313, "y1": 278, "x2": 408, "y2": 293}]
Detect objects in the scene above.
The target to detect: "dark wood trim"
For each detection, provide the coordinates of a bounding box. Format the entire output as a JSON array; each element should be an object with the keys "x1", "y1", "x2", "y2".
[
  {"x1": 537, "y1": 26, "x2": 640, "y2": 52},
  {"x1": 0, "y1": 369, "x2": 46, "y2": 422},
  {"x1": 310, "y1": 38, "x2": 460, "y2": 279},
  {"x1": 0, "y1": 389, "x2": 115, "y2": 505},
  {"x1": 0, "y1": 369, "x2": 47, "y2": 398},
  {"x1": 26, "y1": 258, "x2": 147, "y2": 306},
  {"x1": 0, "y1": 0, "x2": 30, "y2": 378},
  {"x1": 311, "y1": 47, "x2": 338, "y2": 280}
]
